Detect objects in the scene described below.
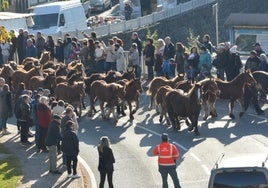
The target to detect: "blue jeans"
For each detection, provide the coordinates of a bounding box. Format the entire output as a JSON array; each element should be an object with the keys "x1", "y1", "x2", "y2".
[
  {"x1": 147, "y1": 65, "x2": 154, "y2": 80},
  {"x1": 96, "y1": 60, "x2": 105, "y2": 73},
  {"x1": 0, "y1": 118, "x2": 4, "y2": 130},
  {"x1": 159, "y1": 165, "x2": 181, "y2": 188}
]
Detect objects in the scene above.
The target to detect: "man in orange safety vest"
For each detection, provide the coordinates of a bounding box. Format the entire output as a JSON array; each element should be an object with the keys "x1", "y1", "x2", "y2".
[{"x1": 153, "y1": 133, "x2": 181, "y2": 188}]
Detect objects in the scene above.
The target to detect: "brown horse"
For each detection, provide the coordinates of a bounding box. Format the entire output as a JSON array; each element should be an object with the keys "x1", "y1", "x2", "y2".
[
  {"x1": 0, "y1": 64, "x2": 15, "y2": 87},
  {"x1": 117, "y1": 78, "x2": 142, "y2": 120},
  {"x1": 84, "y1": 70, "x2": 118, "y2": 96},
  {"x1": 197, "y1": 78, "x2": 221, "y2": 120},
  {"x1": 147, "y1": 74, "x2": 185, "y2": 110},
  {"x1": 54, "y1": 81, "x2": 85, "y2": 117},
  {"x1": 156, "y1": 85, "x2": 174, "y2": 125},
  {"x1": 21, "y1": 51, "x2": 50, "y2": 66},
  {"x1": 89, "y1": 80, "x2": 125, "y2": 122},
  {"x1": 166, "y1": 83, "x2": 202, "y2": 135},
  {"x1": 252, "y1": 71, "x2": 268, "y2": 95},
  {"x1": 12, "y1": 66, "x2": 43, "y2": 92},
  {"x1": 216, "y1": 71, "x2": 256, "y2": 119},
  {"x1": 29, "y1": 73, "x2": 56, "y2": 92}
]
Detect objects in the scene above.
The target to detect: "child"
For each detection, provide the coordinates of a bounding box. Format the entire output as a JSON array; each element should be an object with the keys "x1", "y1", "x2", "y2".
[
  {"x1": 198, "y1": 64, "x2": 210, "y2": 80},
  {"x1": 169, "y1": 58, "x2": 176, "y2": 78}
]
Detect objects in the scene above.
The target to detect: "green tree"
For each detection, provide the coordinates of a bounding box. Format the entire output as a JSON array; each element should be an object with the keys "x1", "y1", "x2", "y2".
[
  {"x1": 143, "y1": 27, "x2": 159, "y2": 47},
  {"x1": 186, "y1": 28, "x2": 198, "y2": 52},
  {"x1": 1, "y1": 0, "x2": 9, "y2": 11}
]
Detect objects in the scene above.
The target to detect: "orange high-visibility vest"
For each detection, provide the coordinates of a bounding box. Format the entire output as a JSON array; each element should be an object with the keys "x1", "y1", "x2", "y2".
[{"x1": 153, "y1": 142, "x2": 179, "y2": 166}]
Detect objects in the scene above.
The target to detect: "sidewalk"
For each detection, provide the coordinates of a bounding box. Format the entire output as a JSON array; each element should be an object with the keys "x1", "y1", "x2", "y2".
[{"x1": 0, "y1": 119, "x2": 89, "y2": 188}]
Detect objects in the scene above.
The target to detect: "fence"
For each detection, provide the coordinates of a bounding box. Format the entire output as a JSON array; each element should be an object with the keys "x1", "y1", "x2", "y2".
[
  {"x1": 62, "y1": 0, "x2": 216, "y2": 40},
  {"x1": 65, "y1": 0, "x2": 216, "y2": 78}
]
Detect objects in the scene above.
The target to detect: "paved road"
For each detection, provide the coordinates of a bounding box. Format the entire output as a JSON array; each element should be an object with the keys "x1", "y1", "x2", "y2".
[{"x1": 78, "y1": 92, "x2": 268, "y2": 188}]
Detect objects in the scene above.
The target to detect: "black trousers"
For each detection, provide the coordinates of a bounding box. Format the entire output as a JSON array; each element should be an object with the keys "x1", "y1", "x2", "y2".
[
  {"x1": 99, "y1": 170, "x2": 114, "y2": 188},
  {"x1": 19, "y1": 120, "x2": 29, "y2": 143},
  {"x1": 66, "y1": 155, "x2": 78, "y2": 175}
]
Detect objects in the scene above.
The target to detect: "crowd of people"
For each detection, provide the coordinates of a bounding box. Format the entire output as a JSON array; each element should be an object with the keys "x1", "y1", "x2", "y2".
[{"x1": 0, "y1": 25, "x2": 268, "y2": 187}]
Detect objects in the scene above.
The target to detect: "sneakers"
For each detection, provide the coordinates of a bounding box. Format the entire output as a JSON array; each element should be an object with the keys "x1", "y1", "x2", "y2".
[
  {"x1": 72, "y1": 174, "x2": 81, "y2": 179},
  {"x1": 67, "y1": 173, "x2": 72, "y2": 178}
]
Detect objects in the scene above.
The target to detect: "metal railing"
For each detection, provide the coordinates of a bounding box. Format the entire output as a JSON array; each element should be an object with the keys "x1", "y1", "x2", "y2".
[{"x1": 62, "y1": 0, "x2": 216, "y2": 39}]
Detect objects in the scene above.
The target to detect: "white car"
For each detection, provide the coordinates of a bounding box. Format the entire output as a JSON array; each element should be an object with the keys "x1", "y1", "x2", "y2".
[
  {"x1": 208, "y1": 153, "x2": 268, "y2": 188},
  {"x1": 90, "y1": 0, "x2": 112, "y2": 12}
]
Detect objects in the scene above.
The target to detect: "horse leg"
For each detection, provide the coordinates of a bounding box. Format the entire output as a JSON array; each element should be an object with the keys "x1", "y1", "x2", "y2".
[
  {"x1": 155, "y1": 103, "x2": 160, "y2": 114},
  {"x1": 202, "y1": 102, "x2": 209, "y2": 120},
  {"x1": 81, "y1": 97, "x2": 86, "y2": 110},
  {"x1": 128, "y1": 101, "x2": 134, "y2": 120},
  {"x1": 111, "y1": 106, "x2": 118, "y2": 123},
  {"x1": 148, "y1": 94, "x2": 155, "y2": 110},
  {"x1": 237, "y1": 98, "x2": 245, "y2": 118},
  {"x1": 99, "y1": 101, "x2": 106, "y2": 119},
  {"x1": 132, "y1": 98, "x2": 139, "y2": 114},
  {"x1": 159, "y1": 104, "x2": 164, "y2": 123},
  {"x1": 209, "y1": 99, "x2": 218, "y2": 118},
  {"x1": 229, "y1": 100, "x2": 235, "y2": 119},
  {"x1": 163, "y1": 105, "x2": 171, "y2": 126},
  {"x1": 192, "y1": 116, "x2": 200, "y2": 136}
]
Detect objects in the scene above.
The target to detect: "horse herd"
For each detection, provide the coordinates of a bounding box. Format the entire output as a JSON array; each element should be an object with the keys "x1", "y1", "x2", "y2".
[{"x1": 1, "y1": 52, "x2": 268, "y2": 136}]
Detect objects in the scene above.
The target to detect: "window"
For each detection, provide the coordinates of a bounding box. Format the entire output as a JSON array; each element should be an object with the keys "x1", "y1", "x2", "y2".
[
  {"x1": 213, "y1": 171, "x2": 268, "y2": 188},
  {"x1": 29, "y1": 13, "x2": 59, "y2": 29},
  {"x1": 59, "y1": 14, "x2": 65, "y2": 26}
]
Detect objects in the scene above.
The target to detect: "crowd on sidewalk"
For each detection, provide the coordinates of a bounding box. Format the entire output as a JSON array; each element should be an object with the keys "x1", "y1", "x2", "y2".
[{"x1": 0, "y1": 24, "x2": 268, "y2": 187}]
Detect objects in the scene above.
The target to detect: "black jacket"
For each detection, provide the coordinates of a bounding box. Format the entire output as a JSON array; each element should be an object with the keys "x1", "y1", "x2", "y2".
[
  {"x1": 45, "y1": 120, "x2": 62, "y2": 146},
  {"x1": 98, "y1": 146, "x2": 115, "y2": 172},
  {"x1": 61, "y1": 128, "x2": 79, "y2": 156}
]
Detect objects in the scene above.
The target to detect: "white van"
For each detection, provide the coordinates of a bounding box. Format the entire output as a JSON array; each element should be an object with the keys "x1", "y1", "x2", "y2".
[
  {"x1": 0, "y1": 12, "x2": 32, "y2": 33},
  {"x1": 28, "y1": 0, "x2": 87, "y2": 37}
]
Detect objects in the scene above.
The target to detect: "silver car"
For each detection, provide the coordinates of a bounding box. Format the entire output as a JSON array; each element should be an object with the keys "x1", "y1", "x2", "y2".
[
  {"x1": 90, "y1": 0, "x2": 112, "y2": 12},
  {"x1": 208, "y1": 153, "x2": 268, "y2": 188}
]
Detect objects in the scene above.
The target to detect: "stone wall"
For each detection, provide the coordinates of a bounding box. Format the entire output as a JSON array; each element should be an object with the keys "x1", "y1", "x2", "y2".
[{"x1": 102, "y1": 0, "x2": 268, "y2": 50}]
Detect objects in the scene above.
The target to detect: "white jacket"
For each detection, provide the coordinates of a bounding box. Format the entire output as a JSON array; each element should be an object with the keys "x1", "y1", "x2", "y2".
[{"x1": 116, "y1": 47, "x2": 125, "y2": 72}]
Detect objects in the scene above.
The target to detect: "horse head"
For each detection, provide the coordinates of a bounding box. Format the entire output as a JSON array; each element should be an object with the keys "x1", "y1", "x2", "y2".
[
  {"x1": 243, "y1": 70, "x2": 257, "y2": 86},
  {"x1": 2, "y1": 64, "x2": 15, "y2": 77},
  {"x1": 200, "y1": 78, "x2": 221, "y2": 96}
]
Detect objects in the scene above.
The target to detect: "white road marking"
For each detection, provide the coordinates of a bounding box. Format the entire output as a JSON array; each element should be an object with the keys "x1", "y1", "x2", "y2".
[
  {"x1": 201, "y1": 164, "x2": 211, "y2": 175},
  {"x1": 78, "y1": 155, "x2": 97, "y2": 188},
  {"x1": 190, "y1": 152, "x2": 201, "y2": 162}
]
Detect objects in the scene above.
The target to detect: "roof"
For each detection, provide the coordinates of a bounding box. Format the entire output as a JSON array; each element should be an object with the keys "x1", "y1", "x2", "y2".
[
  {"x1": 224, "y1": 13, "x2": 268, "y2": 27},
  {"x1": 217, "y1": 154, "x2": 268, "y2": 169},
  {"x1": 0, "y1": 12, "x2": 33, "y2": 20}
]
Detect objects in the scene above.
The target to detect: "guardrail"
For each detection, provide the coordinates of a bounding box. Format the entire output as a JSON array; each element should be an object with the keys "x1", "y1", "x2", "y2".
[{"x1": 63, "y1": 0, "x2": 215, "y2": 39}]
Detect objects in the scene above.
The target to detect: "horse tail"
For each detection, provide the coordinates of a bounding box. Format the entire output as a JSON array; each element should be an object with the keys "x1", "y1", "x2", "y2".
[
  {"x1": 166, "y1": 92, "x2": 175, "y2": 124},
  {"x1": 147, "y1": 81, "x2": 153, "y2": 95}
]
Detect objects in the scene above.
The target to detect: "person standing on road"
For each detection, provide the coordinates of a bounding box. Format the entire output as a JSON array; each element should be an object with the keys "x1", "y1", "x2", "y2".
[
  {"x1": 98, "y1": 136, "x2": 115, "y2": 188},
  {"x1": 45, "y1": 114, "x2": 62, "y2": 174},
  {"x1": 37, "y1": 96, "x2": 51, "y2": 153},
  {"x1": 61, "y1": 120, "x2": 80, "y2": 179},
  {"x1": 0, "y1": 84, "x2": 12, "y2": 135},
  {"x1": 153, "y1": 133, "x2": 181, "y2": 188}
]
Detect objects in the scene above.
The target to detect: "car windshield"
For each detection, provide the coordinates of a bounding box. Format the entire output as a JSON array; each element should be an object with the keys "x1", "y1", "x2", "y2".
[
  {"x1": 29, "y1": 13, "x2": 58, "y2": 29},
  {"x1": 213, "y1": 171, "x2": 268, "y2": 188}
]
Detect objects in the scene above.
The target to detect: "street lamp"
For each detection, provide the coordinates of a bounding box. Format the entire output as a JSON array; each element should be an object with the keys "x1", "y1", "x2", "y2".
[{"x1": 212, "y1": 3, "x2": 219, "y2": 45}]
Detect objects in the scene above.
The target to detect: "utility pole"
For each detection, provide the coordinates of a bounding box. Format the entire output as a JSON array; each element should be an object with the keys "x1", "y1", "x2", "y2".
[{"x1": 212, "y1": 3, "x2": 219, "y2": 45}]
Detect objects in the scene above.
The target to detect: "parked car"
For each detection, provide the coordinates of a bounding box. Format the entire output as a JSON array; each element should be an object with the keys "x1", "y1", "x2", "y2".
[
  {"x1": 90, "y1": 0, "x2": 112, "y2": 12},
  {"x1": 208, "y1": 153, "x2": 268, "y2": 188}
]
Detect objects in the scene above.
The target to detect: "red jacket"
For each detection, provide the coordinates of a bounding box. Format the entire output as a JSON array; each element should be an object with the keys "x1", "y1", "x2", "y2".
[
  {"x1": 153, "y1": 142, "x2": 179, "y2": 166},
  {"x1": 37, "y1": 103, "x2": 51, "y2": 128}
]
